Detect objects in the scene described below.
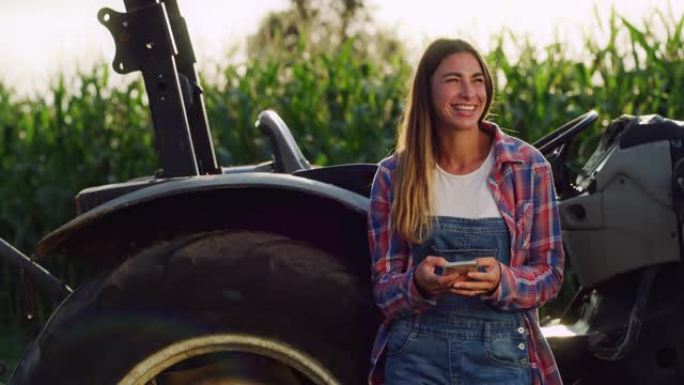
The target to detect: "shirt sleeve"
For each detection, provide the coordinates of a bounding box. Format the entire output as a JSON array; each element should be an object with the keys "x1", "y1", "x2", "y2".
[
  {"x1": 483, "y1": 162, "x2": 565, "y2": 310},
  {"x1": 368, "y1": 164, "x2": 436, "y2": 318}
]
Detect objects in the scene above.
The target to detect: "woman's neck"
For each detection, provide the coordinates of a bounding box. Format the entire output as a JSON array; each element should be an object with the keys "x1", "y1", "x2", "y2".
[{"x1": 435, "y1": 125, "x2": 493, "y2": 175}]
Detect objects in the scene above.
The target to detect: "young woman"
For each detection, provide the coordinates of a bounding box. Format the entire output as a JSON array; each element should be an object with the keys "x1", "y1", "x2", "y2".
[{"x1": 368, "y1": 38, "x2": 564, "y2": 385}]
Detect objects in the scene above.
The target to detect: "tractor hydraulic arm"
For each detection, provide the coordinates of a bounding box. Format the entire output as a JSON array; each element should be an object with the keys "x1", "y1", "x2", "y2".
[{"x1": 98, "y1": 0, "x2": 219, "y2": 177}]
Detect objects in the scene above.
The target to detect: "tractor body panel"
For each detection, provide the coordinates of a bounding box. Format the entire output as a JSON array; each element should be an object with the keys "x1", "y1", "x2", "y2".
[{"x1": 35, "y1": 172, "x2": 372, "y2": 279}]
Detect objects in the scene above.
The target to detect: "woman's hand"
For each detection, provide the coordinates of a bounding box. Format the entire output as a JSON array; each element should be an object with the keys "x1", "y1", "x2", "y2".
[
  {"x1": 450, "y1": 257, "x2": 501, "y2": 296},
  {"x1": 414, "y1": 256, "x2": 463, "y2": 296}
]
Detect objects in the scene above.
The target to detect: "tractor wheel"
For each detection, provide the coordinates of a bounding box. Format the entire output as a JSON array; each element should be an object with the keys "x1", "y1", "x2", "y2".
[{"x1": 11, "y1": 231, "x2": 380, "y2": 385}]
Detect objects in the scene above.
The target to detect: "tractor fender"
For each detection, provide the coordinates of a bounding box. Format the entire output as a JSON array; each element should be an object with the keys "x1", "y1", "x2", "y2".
[{"x1": 34, "y1": 173, "x2": 372, "y2": 278}]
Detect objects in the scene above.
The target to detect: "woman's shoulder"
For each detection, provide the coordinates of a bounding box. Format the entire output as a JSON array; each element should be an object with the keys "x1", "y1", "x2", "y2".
[
  {"x1": 371, "y1": 153, "x2": 399, "y2": 197},
  {"x1": 377, "y1": 152, "x2": 400, "y2": 173},
  {"x1": 496, "y1": 130, "x2": 550, "y2": 169}
]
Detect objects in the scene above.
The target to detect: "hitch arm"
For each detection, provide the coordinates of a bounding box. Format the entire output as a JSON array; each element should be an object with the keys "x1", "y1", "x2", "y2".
[{"x1": 0, "y1": 237, "x2": 72, "y2": 302}]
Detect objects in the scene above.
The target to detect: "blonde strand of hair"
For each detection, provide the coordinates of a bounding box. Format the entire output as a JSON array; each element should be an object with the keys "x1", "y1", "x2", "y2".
[{"x1": 392, "y1": 99, "x2": 434, "y2": 244}]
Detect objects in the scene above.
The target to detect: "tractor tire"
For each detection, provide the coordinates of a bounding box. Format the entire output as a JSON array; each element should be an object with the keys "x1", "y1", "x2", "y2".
[{"x1": 11, "y1": 230, "x2": 380, "y2": 385}]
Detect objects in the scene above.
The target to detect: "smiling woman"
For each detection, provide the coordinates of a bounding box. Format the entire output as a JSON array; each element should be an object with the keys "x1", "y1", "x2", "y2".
[
  {"x1": 431, "y1": 53, "x2": 489, "y2": 142},
  {"x1": 367, "y1": 38, "x2": 565, "y2": 385},
  {"x1": 1, "y1": 0, "x2": 683, "y2": 384}
]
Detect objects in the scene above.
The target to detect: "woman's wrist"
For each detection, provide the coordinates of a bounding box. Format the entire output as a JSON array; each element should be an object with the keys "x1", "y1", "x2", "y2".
[
  {"x1": 412, "y1": 270, "x2": 431, "y2": 298},
  {"x1": 485, "y1": 262, "x2": 502, "y2": 295}
]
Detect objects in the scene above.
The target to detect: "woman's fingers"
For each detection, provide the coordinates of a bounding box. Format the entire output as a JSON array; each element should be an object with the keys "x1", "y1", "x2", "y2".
[
  {"x1": 415, "y1": 255, "x2": 462, "y2": 295},
  {"x1": 420, "y1": 256, "x2": 501, "y2": 296},
  {"x1": 449, "y1": 288, "x2": 488, "y2": 296},
  {"x1": 423, "y1": 255, "x2": 447, "y2": 268},
  {"x1": 447, "y1": 257, "x2": 501, "y2": 294},
  {"x1": 432, "y1": 273, "x2": 463, "y2": 293},
  {"x1": 475, "y1": 256, "x2": 498, "y2": 269},
  {"x1": 453, "y1": 280, "x2": 492, "y2": 291},
  {"x1": 466, "y1": 271, "x2": 492, "y2": 281}
]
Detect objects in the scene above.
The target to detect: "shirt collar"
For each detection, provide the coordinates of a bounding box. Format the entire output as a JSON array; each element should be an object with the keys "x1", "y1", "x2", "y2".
[{"x1": 481, "y1": 120, "x2": 526, "y2": 165}]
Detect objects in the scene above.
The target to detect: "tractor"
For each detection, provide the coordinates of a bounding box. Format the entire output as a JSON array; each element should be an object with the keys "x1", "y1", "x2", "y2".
[{"x1": 1, "y1": 1, "x2": 682, "y2": 384}]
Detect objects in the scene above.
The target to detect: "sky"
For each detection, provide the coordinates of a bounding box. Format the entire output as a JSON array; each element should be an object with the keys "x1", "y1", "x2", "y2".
[{"x1": 0, "y1": 0, "x2": 681, "y2": 95}]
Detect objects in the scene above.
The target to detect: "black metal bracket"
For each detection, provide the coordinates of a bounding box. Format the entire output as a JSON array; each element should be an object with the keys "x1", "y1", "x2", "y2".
[
  {"x1": 98, "y1": 0, "x2": 219, "y2": 177},
  {"x1": 162, "y1": 0, "x2": 219, "y2": 175},
  {"x1": 97, "y1": 6, "x2": 175, "y2": 75}
]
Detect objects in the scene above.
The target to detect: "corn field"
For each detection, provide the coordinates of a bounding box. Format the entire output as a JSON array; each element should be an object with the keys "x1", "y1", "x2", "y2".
[{"x1": 0, "y1": 8, "x2": 683, "y2": 377}]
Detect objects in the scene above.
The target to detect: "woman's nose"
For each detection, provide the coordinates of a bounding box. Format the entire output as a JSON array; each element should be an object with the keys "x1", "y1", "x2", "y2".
[{"x1": 459, "y1": 82, "x2": 474, "y2": 99}]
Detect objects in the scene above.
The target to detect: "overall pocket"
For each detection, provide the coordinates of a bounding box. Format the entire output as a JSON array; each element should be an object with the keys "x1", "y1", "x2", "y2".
[
  {"x1": 484, "y1": 323, "x2": 531, "y2": 370},
  {"x1": 386, "y1": 317, "x2": 418, "y2": 356}
]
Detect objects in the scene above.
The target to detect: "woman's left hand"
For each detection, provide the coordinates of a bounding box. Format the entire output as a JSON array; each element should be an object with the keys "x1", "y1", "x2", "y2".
[{"x1": 450, "y1": 257, "x2": 501, "y2": 296}]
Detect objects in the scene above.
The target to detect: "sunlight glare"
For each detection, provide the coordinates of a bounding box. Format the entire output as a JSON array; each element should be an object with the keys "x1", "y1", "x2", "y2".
[{"x1": 0, "y1": 0, "x2": 680, "y2": 95}]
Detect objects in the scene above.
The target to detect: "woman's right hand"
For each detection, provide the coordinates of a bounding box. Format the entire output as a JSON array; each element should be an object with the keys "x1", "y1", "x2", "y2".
[{"x1": 414, "y1": 256, "x2": 463, "y2": 295}]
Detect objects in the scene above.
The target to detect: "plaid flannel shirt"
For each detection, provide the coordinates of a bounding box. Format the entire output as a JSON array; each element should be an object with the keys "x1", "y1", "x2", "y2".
[{"x1": 367, "y1": 122, "x2": 564, "y2": 385}]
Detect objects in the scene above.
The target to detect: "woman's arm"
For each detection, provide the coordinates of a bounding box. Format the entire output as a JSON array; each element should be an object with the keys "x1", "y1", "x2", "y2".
[
  {"x1": 368, "y1": 165, "x2": 437, "y2": 318},
  {"x1": 482, "y1": 162, "x2": 565, "y2": 311}
]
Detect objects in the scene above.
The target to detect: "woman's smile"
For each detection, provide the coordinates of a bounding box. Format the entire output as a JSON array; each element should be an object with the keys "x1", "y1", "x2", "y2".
[
  {"x1": 431, "y1": 52, "x2": 487, "y2": 130},
  {"x1": 451, "y1": 103, "x2": 479, "y2": 117}
]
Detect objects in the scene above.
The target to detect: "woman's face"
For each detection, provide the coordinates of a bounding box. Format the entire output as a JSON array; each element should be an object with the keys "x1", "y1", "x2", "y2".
[{"x1": 430, "y1": 52, "x2": 487, "y2": 132}]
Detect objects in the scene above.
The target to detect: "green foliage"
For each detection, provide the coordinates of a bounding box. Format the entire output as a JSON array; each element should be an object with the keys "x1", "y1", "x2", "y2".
[
  {"x1": 206, "y1": 37, "x2": 409, "y2": 166},
  {"x1": 489, "y1": 7, "x2": 684, "y2": 163},
  {"x1": 0, "y1": 6, "x2": 683, "y2": 366},
  {"x1": 0, "y1": 68, "x2": 158, "y2": 326},
  {"x1": 247, "y1": 0, "x2": 405, "y2": 65}
]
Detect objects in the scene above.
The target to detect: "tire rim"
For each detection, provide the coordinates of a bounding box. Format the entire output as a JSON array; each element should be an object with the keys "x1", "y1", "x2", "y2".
[{"x1": 117, "y1": 334, "x2": 341, "y2": 385}]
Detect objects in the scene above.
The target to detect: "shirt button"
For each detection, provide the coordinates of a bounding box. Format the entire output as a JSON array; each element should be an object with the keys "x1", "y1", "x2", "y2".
[
  {"x1": 518, "y1": 343, "x2": 526, "y2": 350},
  {"x1": 518, "y1": 327, "x2": 525, "y2": 334}
]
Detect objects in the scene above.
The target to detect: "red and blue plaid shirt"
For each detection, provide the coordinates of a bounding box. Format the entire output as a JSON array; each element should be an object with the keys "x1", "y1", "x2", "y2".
[{"x1": 367, "y1": 122, "x2": 564, "y2": 385}]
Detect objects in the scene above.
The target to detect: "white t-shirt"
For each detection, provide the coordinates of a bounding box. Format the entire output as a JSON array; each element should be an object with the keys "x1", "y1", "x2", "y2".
[{"x1": 431, "y1": 147, "x2": 501, "y2": 218}]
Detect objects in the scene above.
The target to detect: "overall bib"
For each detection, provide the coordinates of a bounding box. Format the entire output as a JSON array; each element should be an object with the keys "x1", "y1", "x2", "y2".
[{"x1": 385, "y1": 216, "x2": 532, "y2": 385}]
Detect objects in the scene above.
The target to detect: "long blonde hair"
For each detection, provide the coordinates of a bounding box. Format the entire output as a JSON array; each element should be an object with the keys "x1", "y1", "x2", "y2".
[{"x1": 392, "y1": 38, "x2": 494, "y2": 243}]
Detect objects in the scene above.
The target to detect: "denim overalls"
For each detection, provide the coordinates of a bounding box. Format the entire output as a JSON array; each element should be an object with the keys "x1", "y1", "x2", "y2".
[{"x1": 385, "y1": 216, "x2": 532, "y2": 385}]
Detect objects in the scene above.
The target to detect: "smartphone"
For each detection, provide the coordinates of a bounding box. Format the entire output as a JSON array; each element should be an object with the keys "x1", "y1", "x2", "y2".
[{"x1": 442, "y1": 260, "x2": 478, "y2": 276}]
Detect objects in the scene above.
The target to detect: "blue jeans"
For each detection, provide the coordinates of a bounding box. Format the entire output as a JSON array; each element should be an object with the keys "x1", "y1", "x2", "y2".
[
  {"x1": 386, "y1": 217, "x2": 532, "y2": 385},
  {"x1": 385, "y1": 313, "x2": 531, "y2": 385}
]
